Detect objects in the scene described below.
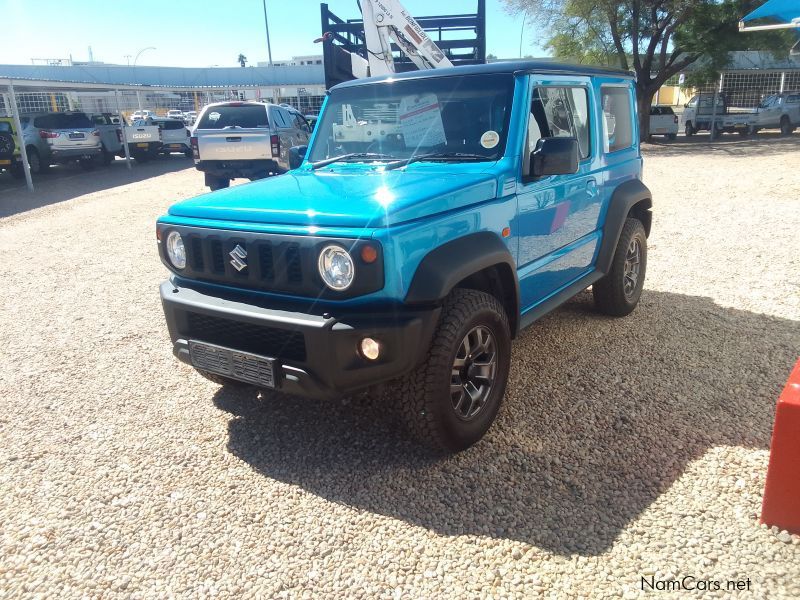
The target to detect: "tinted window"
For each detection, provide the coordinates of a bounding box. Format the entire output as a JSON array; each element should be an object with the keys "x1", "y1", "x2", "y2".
[
  {"x1": 92, "y1": 114, "x2": 110, "y2": 125},
  {"x1": 0, "y1": 122, "x2": 12, "y2": 133},
  {"x1": 197, "y1": 105, "x2": 269, "y2": 129},
  {"x1": 527, "y1": 86, "x2": 591, "y2": 162},
  {"x1": 650, "y1": 106, "x2": 674, "y2": 115},
  {"x1": 787, "y1": 94, "x2": 800, "y2": 103},
  {"x1": 601, "y1": 86, "x2": 634, "y2": 153},
  {"x1": 34, "y1": 113, "x2": 93, "y2": 129},
  {"x1": 278, "y1": 108, "x2": 295, "y2": 128},
  {"x1": 155, "y1": 120, "x2": 185, "y2": 130}
]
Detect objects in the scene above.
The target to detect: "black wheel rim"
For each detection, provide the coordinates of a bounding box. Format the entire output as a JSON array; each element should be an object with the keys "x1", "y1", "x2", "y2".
[
  {"x1": 623, "y1": 238, "x2": 642, "y2": 299},
  {"x1": 451, "y1": 325, "x2": 497, "y2": 421}
]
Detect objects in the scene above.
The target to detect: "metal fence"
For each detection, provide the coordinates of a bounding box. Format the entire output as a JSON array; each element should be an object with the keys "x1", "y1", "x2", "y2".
[{"x1": 692, "y1": 69, "x2": 800, "y2": 109}]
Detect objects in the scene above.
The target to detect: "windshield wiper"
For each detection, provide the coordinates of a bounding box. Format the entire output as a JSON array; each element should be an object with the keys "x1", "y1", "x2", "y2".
[
  {"x1": 383, "y1": 152, "x2": 491, "y2": 170},
  {"x1": 309, "y1": 152, "x2": 395, "y2": 169}
]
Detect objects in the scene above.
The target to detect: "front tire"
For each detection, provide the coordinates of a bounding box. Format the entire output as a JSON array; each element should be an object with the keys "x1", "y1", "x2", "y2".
[
  {"x1": 685, "y1": 122, "x2": 694, "y2": 137},
  {"x1": 394, "y1": 289, "x2": 511, "y2": 453},
  {"x1": 593, "y1": 218, "x2": 647, "y2": 317}
]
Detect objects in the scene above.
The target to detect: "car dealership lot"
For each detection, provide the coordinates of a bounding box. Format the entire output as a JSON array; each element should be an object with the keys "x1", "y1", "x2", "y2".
[{"x1": 1, "y1": 138, "x2": 798, "y2": 598}]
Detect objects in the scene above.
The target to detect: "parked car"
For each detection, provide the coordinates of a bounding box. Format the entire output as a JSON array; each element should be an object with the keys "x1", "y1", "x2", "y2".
[
  {"x1": 648, "y1": 106, "x2": 678, "y2": 140},
  {"x1": 166, "y1": 109, "x2": 185, "y2": 120},
  {"x1": 191, "y1": 101, "x2": 312, "y2": 189},
  {"x1": 182, "y1": 111, "x2": 198, "y2": 126},
  {"x1": 751, "y1": 92, "x2": 800, "y2": 135},
  {"x1": 156, "y1": 61, "x2": 652, "y2": 452},
  {"x1": 0, "y1": 117, "x2": 24, "y2": 179},
  {"x1": 125, "y1": 120, "x2": 163, "y2": 162},
  {"x1": 130, "y1": 110, "x2": 156, "y2": 122},
  {"x1": 681, "y1": 93, "x2": 752, "y2": 137},
  {"x1": 18, "y1": 112, "x2": 102, "y2": 173},
  {"x1": 90, "y1": 113, "x2": 125, "y2": 165},
  {"x1": 148, "y1": 117, "x2": 192, "y2": 157}
]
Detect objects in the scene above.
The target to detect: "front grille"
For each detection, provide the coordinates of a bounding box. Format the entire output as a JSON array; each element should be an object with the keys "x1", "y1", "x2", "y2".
[
  {"x1": 160, "y1": 226, "x2": 384, "y2": 300},
  {"x1": 185, "y1": 311, "x2": 307, "y2": 362}
]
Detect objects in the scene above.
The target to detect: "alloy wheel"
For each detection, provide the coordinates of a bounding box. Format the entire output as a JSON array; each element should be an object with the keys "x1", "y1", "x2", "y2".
[{"x1": 450, "y1": 325, "x2": 497, "y2": 420}]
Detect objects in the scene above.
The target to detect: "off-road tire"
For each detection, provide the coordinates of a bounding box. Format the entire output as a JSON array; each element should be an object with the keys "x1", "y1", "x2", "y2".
[
  {"x1": 393, "y1": 288, "x2": 511, "y2": 453},
  {"x1": 593, "y1": 218, "x2": 647, "y2": 317}
]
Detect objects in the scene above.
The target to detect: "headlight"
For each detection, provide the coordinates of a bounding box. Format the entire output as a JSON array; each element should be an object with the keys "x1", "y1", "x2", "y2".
[
  {"x1": 318, "y1": 245, "x2": 355, "y2": 291},
  {"x1": 166, "y1": 231, "x2": 186, "y2": 270}
]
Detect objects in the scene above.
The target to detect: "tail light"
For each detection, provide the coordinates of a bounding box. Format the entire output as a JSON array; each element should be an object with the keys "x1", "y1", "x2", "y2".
[
  {"x1": 190, "y1": 136, "x2": 199, "y2": 159},
  {"x1": 39, "y1": 130, "x2": 59, "y2": 139},
  {"x1": 186, "y1": 128, "x2": 190, "y2": 138},
  {"x1": 158, "y1": 128, "x2": 163, "y2": 142},
  {"x1": 674, "y1": 115, "x2": 679, "y2": 124},
  {"x1": 116, "y1": 128, "x2": 123, "y2": 143},
  {"x1": 270, "y1": 134, "x2": 280, "y2": 156}
]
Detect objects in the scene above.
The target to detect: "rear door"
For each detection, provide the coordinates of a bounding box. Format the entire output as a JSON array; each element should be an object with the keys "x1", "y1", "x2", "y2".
[
  {"x1": 649, "y1": 107, "x2": 675, "y2": 134},
  {"x1": 42, "y1": 113, "x2": 100, "y2": 151},
  {"x1": 195, "y1": 104, "x2": 272, "y2": 161}
]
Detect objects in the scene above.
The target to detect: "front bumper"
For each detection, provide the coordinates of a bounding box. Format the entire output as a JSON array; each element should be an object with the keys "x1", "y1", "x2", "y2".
[{"x1": 160, "y1": 279, "x2": 440, "y2": 399}]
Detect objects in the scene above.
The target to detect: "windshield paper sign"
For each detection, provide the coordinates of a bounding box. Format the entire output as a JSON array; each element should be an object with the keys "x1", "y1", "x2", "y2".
[{"x1": 398, "y1": 94, "x2": 446, "y2": 148}]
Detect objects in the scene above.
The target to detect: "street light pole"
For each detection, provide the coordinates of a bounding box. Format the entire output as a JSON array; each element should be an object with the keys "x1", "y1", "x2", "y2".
[
  {"x1": 262, "y1": 0, "x2": 274, "y2": 67},
  {"x1": 133, "y1": 47, "x2": 156, "y2": 110}
]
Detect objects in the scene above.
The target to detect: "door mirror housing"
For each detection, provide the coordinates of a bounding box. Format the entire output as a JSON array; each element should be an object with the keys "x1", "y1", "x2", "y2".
[
  {"x1": 529, "y1": 137, "x2": 579, "y2": 178},
  {"x1": 289, "y1": 145, "x2": 308, "y2": 169}
]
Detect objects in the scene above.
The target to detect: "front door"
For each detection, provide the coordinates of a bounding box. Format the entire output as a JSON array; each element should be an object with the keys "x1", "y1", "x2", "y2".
[{"x1": 515, "y1": 76, "x2": 602, "y2": 310}]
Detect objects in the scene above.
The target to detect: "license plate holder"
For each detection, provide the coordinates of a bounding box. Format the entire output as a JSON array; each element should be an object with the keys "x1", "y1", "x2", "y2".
[{"x1": 189, "y1": 341, "x2": 277, "y2": 388}]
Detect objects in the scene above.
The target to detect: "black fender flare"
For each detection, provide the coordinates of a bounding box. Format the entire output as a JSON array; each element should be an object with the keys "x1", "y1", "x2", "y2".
[
  {"x1": 404, "y1": 231, "x2": 521, "y2": 336},
  {"x1": 596, "y1": 179, "x2": 652, "y2": 275}
]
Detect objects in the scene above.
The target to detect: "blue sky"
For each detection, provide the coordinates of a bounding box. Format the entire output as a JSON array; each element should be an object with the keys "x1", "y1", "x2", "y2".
[{"x1": 2, "y1": 0, "x2": 547, "y2": 67}]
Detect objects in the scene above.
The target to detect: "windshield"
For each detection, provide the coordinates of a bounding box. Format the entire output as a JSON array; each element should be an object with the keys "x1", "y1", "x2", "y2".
[{"x1": 307, "y1": 73, "x2": 515, "y2": 164}]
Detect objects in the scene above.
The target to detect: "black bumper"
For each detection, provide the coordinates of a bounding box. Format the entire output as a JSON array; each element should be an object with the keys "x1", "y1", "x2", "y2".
[
  {"x1": 160, "y1": 280, "x2": 440, "y2": 399},
  {"x1": 196, "y1": 159, "x2": 281, "y2": 179}
]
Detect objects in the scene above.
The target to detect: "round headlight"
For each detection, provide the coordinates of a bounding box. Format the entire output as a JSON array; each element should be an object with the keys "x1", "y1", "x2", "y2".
[
  {"x1": 318, "y1": 245, "x2": 355, "y2": 291},
  {"x1": 166, "y1": 231, "x2": 186, "y2": 270}
]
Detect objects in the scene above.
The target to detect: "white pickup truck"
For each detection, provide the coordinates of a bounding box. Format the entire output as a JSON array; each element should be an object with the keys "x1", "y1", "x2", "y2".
[
  {"x1": 125, "y1": 120, "x2": 162, "y2": 162},
  {"x1": 682, "y1": 93, "x2": 754, "y2": 137},
  {"x1": 751, "y1": 92, "x2": 800, "y2": 136}
]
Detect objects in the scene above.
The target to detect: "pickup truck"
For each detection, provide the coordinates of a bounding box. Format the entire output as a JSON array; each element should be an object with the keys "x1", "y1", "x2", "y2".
[
  {"x1": 191, "y1": 101, "x2": 312, "y2": 190},
  {"x1": 147, "y1": 117, "x2": 192, "y2": 157},
  {"x1": 682, "y1": 93, "x2": 752, "y2": 137},
  {"x1": 751, "y1": 92, "x2": 800, "y2": 135},
  {"x1": 125, "y1": 120, "x2": 162, "y2": 162},
  {"x1": 157, "y1": 61, "x2": 652, "y2": 453},
  {"x1": 90, "y1": 113, "x2": 125, "y2": 165}
]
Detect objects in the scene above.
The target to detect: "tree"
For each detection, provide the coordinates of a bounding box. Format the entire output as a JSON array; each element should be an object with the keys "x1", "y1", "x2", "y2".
[
  {"x1": 503, "y1": 0, "x2": 792, "y2": 138},
  {"x1": 237, "y1": 53, "x2": 248, "y2": 68}
]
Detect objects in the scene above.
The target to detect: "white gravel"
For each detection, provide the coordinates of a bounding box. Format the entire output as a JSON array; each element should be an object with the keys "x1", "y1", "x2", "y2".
[{"x1": 1, "y1": 138, "x2": 799, "y2": 598}]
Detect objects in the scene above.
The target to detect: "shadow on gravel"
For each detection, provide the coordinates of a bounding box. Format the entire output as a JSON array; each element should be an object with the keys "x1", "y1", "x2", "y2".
[
  {"x1": 0, "y1": 156, "x2": 192, "y2": 219},
  {"x1": 213, "y1": 289, "x2": 800, "y2": 556},
  {"x1": 642, "y1": 131, "x2": 799, "y2": 158}
]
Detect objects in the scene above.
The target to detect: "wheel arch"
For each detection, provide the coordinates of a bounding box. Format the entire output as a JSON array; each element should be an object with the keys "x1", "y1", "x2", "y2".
[
  {"x1": 404, "y1": 231, "x2": 521, "y2": 337},
  {"x1": 596, "y1": 178, "x2": 652, "y2": 275}
]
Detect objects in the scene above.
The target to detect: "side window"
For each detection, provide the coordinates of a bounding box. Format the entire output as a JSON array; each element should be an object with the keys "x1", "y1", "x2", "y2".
[
  {"x1": 293, "y1": 113, "x2": 310, "y2": 132},
  {"x1": 278, "y1": 108, "x2": 294, "y2": 128},
  {"x1": 601, "y1": 86, "x2": 634, "y2": 153},
  {"x1": 525, "y1": 86, "x2": 590, "y2": 175}
]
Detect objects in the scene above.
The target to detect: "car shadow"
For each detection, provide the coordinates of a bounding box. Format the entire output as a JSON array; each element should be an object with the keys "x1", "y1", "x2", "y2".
[
  {"x1": 211, "y1": 289, "x2": 799, "y2": 555},
  {"x1": 642, "y1": 131, "x2": 798, "y2": 157},
  {"x1": 0, "y1": 156, "x2": 193, "y2": 219}
]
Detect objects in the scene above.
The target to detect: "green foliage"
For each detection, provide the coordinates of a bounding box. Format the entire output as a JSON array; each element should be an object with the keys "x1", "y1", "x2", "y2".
[{"x1": 237, "y1": 54, "x2": 248, "y2": 68}]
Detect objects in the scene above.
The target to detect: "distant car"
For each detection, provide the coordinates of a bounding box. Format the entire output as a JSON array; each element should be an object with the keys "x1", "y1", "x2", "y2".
[
  {"x1": 183, "y1": 111, "x2": 198, "y2": 126},
  {"x1": 130, "y1": 110, "x2": 156, "y2": 122},
  {"x1": 751, "y1": 92, "x2": 800, "y2": 136},
  {"x1": 166, "y1": 110, "x2": 184, "y2": 120},
  {"x1": 18, "y1": 112, "x2": 102, "y2": 173},
  {"x1": 648, "y1": 106, "x2": 678, "y2": 140},
  {"x1": 191, "y1": 101, "x2": 312, "y2": 189}
]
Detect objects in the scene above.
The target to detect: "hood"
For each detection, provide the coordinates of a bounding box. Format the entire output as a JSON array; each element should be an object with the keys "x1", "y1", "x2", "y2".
[{"x1": 168, "y1": 166, "x2": 499, "y2": 228}]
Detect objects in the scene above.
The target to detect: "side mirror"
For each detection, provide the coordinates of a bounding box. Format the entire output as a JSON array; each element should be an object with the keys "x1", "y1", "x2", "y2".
[
  {"x1": 289, "y1": 145, "x2": 307, "y2": 169},
  {"x1": 529, "y1": 137, "x2": 579, "y2": 178}
]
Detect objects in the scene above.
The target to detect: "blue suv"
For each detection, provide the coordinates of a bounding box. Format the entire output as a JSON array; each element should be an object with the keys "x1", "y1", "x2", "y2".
[{"x1": 157, "y1": 61, "x2": 652, "y2": 452}]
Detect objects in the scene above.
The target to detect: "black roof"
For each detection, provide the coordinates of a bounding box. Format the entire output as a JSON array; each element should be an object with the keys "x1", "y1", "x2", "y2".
[{"x1": 332, "y1": 60, "x2": 634, "y2": 90}]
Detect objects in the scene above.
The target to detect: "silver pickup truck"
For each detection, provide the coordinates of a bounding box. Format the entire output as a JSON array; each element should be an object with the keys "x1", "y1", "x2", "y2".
[
  {"x1": 125, "y1": 120, "x2": 162, "y2": 162},
  {"x1": 191, "y1": 101, "x2": 312, "y2": 190}
]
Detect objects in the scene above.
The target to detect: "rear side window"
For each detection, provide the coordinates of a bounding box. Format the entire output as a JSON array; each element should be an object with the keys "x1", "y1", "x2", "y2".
[
  {"x1": 197, "y1": 105, "x2": 269, "y2": 129},
  {"x1": 787, "y1": 94, "x2": 800, "y2": 104},
  {"x1": 157, "y1": 120, "x2": 185, "y2": 130},
  {"x1": 601, "y1": 86, "x2": 634, "y2": 153},
  {"x1": 55, "y1": 113, "x2": 94, "y2": 129}
]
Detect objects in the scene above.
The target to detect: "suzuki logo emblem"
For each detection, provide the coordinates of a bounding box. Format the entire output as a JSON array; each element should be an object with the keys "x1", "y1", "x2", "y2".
[{"x1": 229, "y1": 244, "x2": 248, "y2": 272}]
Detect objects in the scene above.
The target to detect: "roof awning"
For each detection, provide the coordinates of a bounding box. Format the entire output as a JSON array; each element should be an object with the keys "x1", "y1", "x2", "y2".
[{"x1": 740, "y1": 0, "x2": 800, "y2": 31}]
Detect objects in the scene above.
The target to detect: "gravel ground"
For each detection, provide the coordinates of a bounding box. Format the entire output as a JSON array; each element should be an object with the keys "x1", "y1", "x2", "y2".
[{"x1": 1, "y1": 137, "x2": 799, "y2": 598}]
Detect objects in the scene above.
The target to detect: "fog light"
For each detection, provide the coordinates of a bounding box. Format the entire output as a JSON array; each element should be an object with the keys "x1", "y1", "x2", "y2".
[{"x1": 360, "y1": 337, "x2": 380, "y2": 360}]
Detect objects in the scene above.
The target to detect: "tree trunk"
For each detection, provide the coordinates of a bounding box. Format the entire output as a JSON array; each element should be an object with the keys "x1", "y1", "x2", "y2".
[{"x1": 637, "y1": 85, "x2": 658, "y2": 142}]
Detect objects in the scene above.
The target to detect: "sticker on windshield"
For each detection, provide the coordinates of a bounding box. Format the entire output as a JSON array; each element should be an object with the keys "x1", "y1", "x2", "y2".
[
  {"x1": 208, "y1": 112, "x2": 221, "y2": 122},
  {"x1": 398, "y1": 94, "x2": 446, "y2": 148},
  {"x1": 480, "y1": 130, "x2": 500, "y2": 149}
]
